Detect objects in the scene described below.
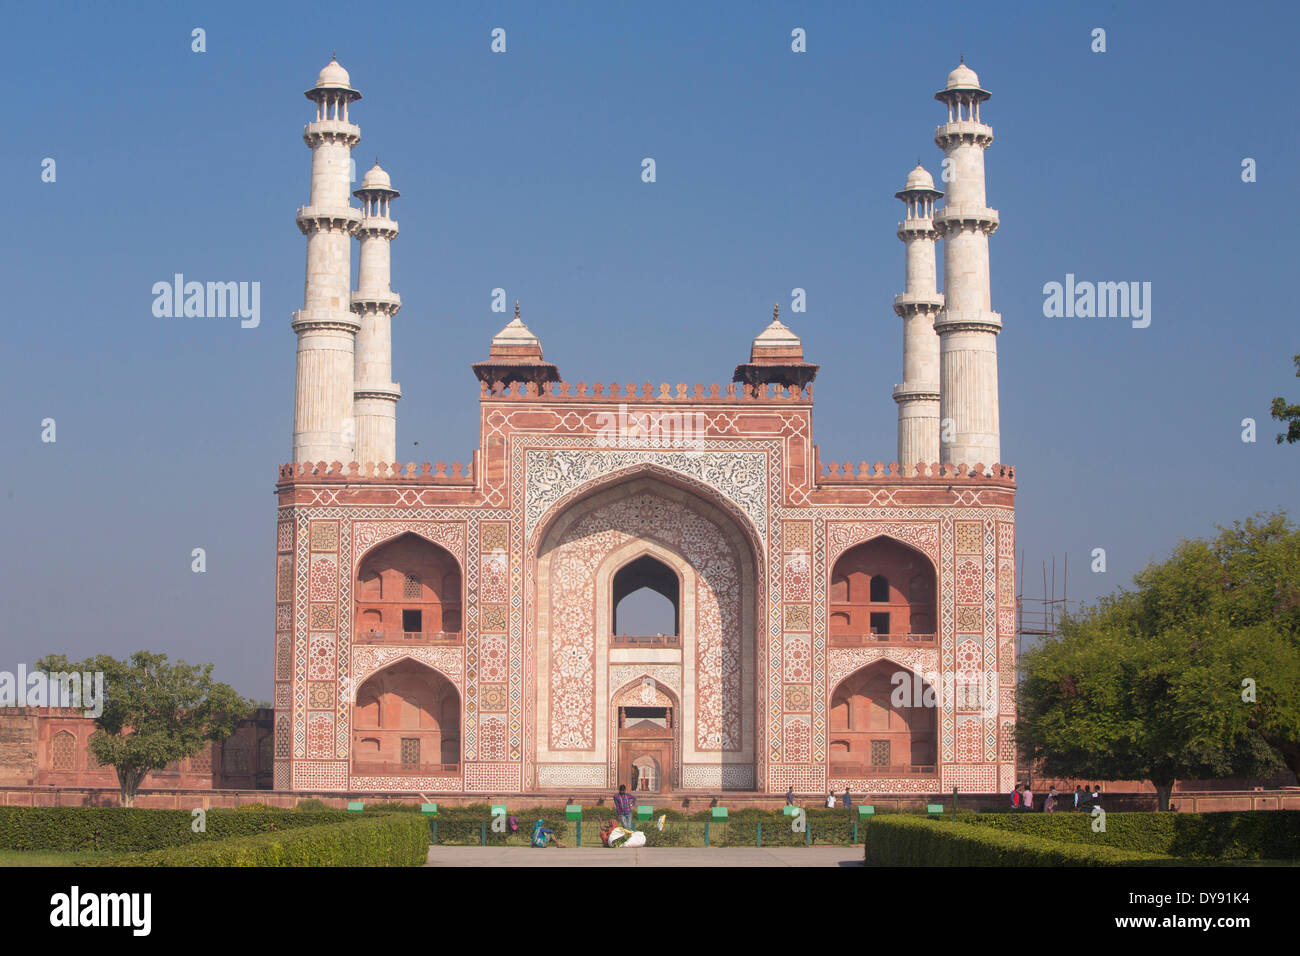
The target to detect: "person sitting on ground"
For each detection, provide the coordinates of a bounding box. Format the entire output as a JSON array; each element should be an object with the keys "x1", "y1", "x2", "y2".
[
  {"x1": 600, "y1": 818, "x2": 619, "y2": 847},
  {"x1": 531, "y1": 819, "x2": 562, "y2": 848}
]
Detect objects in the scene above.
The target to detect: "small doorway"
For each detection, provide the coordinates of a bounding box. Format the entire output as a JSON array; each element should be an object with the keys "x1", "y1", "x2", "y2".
[{"x1": 617, "y1": 705, "x2": 673, "y2": 793}]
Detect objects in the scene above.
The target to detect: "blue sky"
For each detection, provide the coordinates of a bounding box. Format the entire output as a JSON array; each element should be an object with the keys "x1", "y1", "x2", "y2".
[{"x1": 1, "y1": 0, "x2": 1296, "y2": 698}]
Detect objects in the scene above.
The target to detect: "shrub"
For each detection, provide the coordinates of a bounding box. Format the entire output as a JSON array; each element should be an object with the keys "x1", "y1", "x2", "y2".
[
  {"x1": 0, "y1": 806, "x2": 344, "y2": 853},
  {"x1": 100, "y1": 814, "x2": 429, "y2": 867},
  {"x1": 954, "y1": 810, "x2": 1300, "y2": 860},
  {"x1": 863, "y1": 814, "x2": 1170, "y2": 866}
]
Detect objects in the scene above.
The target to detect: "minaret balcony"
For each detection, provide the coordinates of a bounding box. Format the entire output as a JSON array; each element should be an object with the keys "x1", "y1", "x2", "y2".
[
  {"x1": 933, "y1": 204, "x2": 999, "y2": 236},
  {"x1": 891, "y1": 384, "x2": 940, "y2": 403},
  {"x1": 302, "y1": 119, "x2": 361, "y2": 147},
  {"x1": 351, "y1": 291, "x2": 402, "y2": 313},
  {"x1": 353, "y1": 383, "x2": 402, "y2": 402},
  {"x1": 296, "y1": 205, "x2": 363, "y2": 235},
  {"x1": 291, "y1": 309, "x2": 361, "y2": 334},
  {"x1": 933, "y1": 120, "x2": 993, "y2": 146},
  {"x1": 357, "y1": 217, "x2": 399, "y2": 238},
  {"x1": 897, "y1": 219, "x2": 941, "y2": 240},
  {"x1": 893, "y1": 292, "x2": 945, "y2": 316}
]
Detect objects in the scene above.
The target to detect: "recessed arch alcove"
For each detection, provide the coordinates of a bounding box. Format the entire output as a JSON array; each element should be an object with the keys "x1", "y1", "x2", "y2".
[
  {"x1": 529, "y1": 473, "x2": 761, "y2": 792},
  {"x1": 355, "y1": 532, "x2": 463, "y2": 642},
  {"x1": 830, "y1": 536, "x2": 937, "y2": 641},
  {"x1": 352, "y1": 659, "x2": 461, "y2": 774}
]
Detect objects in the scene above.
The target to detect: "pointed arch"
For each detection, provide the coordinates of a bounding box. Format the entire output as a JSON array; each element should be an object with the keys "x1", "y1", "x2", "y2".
[
  {"x1": 828, "y1": 660, "x2": 937, "y2": 777},
  {"x1": 830, "y1": 535, "x2": 937, "y2": 643},
  {"x1": 355, "y1": 531, "x2": 463, "y2": 642},
  {"x1": 529, "y1": 472, "x2": 761, "y2": 791},
  {"x1": 351, "y1": 657, "x2": 461, "y2": 773}
]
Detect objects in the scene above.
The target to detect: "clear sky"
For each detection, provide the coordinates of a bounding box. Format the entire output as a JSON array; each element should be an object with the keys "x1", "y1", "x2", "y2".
[{"x1": 1, "y1": 0, "x2": 1296, "y2": 699}]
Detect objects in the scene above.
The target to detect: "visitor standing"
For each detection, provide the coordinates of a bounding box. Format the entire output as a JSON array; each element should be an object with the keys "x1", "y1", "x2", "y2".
[
  {"x1": 613, "y1": 783, "x2": 637, "y2": 830},
  {"x1": 1010, "y1": 783, "x2": 1021, "y2": 809},
  {"x1": 1073, "y1": 785, "x2": 1082, "y2": 810},
  {"x1": 826, "y1": 790, "x2": 836, "y2": 809},
  {"x1": 785, "y1": 787, "x2": 795, "y2": 806},
  {"x1": 1044, "y1": 787, "x2": 1057, "y2": 813},
  {"x1": 843, "y1": 789, "x2": 853, "y2": 811},
  {"x1": 1023, "y1": 784, "x2": 1034, "y2": 810}
]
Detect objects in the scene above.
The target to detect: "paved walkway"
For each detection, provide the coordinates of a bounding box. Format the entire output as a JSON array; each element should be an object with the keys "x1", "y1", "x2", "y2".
[{"x1": 425, "y1": 846, "x2": 862, "y2": 866}]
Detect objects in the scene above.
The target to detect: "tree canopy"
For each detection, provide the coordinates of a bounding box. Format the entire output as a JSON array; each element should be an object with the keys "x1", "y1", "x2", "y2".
[
  {"x1": 36, "y1": 650, "x2": 251, "y2": 806},
  {"x1": 1271, "y1": 353, "x2": 1300, "y2": 444},
  {"x1": 1018, "y1": 513, "x2": 1300, "y2": 808}
]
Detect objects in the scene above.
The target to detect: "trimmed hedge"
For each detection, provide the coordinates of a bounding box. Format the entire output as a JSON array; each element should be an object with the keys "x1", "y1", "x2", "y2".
[
  {"x1": 0, "y1": 807, "x2": 345, "y2": 853},
  {"x1": 100, "y1": 814, "x2": 429, "y2": 867},
  {"x1": 955, "y1": 810, "x2": 1300, "y2": 860},
  {"x1": 421, "y1": 804, "x2": 870, "y2": 847},
  {"x1": 863, "y1": 814, "x2": 1170, "y2": 866}
]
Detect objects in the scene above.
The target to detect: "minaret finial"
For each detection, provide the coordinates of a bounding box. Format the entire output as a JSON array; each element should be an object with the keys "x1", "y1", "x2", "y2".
[
  {"x1": 959, "y1": 54, "x2": 964, "y2": 64},
  {"x1": 773, "y1": 302, "x2": 780, "y2": 322},
  {"x1": 515, "y1": 300, "x2": 521, "y2": 320},
  {"x1": 332, "y1": 49, "x2": 338, "y2": 61}
]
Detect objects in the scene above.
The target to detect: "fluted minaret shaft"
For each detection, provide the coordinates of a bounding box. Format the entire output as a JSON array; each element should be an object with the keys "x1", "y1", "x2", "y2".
[
  {"x1": 352, "y1": 165, "x2": 402, "y2": 465},
  {"x1": 933, "y1": 62, "x2": 1002, "y2": 470},
  {"x1": 292, "y1": 59, "x2": 362, "y2": 464},
  {"x1": 893, "y1": 166, "x2": 944, "y2": 470}
]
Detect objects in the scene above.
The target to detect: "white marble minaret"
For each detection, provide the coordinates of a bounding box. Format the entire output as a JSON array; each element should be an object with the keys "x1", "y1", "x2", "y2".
[
  {"x1": 892, "y1": 163, "x2": 945, "y2": 469},
  {"x1": 933, "y1": 61, "x2": 1002, "y2": 469},
  {"x1": 351, "y1": 162, "x2": 402, "y2": 465},
  {"x1": 292, "y1": 57, "x2": 362, "y2": 464}
]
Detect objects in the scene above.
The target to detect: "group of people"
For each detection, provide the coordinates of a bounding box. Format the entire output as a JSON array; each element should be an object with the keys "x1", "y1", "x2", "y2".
[
  {"x1": 817, "y1": 788, "x2": 857, "y2": 809},
  {"x1": 1011, "y1": 783, "x2": 1102, "y2": 812}
]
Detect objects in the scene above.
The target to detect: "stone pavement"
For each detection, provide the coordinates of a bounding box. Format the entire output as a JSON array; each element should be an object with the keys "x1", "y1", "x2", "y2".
[{"x1": 425, "y1": 846, "x2": 862, "y2": 866}]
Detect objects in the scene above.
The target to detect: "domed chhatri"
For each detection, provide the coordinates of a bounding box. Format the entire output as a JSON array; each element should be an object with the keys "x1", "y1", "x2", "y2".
[
  {"x1": 316, "y1": 56, "x2": 353, "y2": 90},
  {"x1": 904, "y1": 163, "x2": 935, "y2": 192},
  {"x1": 936, "y1": 58, "x2": 990, "y2": 103},
  {"x1": 945, "y1": 62, "x2": 981, "y2": 91},
  {"x1": 359, "y1": 162, "x2": 396, "y2": 193}
]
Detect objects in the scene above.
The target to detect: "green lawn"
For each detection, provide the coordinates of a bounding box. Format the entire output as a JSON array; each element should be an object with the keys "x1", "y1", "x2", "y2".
[{"x1": 0, "y1": 848, "x2": 120, "y2": 867}]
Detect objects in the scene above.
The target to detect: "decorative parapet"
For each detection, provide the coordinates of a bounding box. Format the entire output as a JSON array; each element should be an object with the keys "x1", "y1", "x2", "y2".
[
  {"x1": 815, "y1": 454, "x2": 1015, "y2": 484},
  {"x1": 478, "y1": 380, "x2": 812, "y2": 403},
  {"x1": 276, "y1": 458, "x2": 477, "y2": 485}
]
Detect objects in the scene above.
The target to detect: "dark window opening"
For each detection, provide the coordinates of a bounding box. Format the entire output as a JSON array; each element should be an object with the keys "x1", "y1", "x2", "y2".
[
  {"x1": 402, "y1": 609, "x2": 422, "y2": 633},
  {"x1": 612, "y1": 555, "x2": 680, "y2": 636},
  {"x1": 625, "y1": 707, "x2": 668, "y2": 720},
  {"x1": 870, "y1": 574, "x2": 890, "y2": 602},
  {"x1": 870, "y1": 612, "x2": 890, "y2": 635}
]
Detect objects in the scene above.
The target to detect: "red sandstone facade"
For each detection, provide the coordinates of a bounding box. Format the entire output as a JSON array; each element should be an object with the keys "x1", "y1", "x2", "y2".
[{"x1": 269, "y1": 351, "x2": 1021, "y2": 796}]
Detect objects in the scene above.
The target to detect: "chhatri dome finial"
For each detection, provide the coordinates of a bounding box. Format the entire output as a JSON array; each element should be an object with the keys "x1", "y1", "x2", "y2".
[
  {"x1": 773, "y1": 302, "x2": 780, "y2": 322},
  {"x1": 515, "y1": 300, "x2": 521, "y2": 320}
]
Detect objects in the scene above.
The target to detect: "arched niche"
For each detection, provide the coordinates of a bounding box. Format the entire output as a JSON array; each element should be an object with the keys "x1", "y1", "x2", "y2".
[
  {"x1": 355, "y1": 532, "x2": 463, "y2": 642},
  {"x1": 352, "y1": 659, "x2": 461, "y2": 772},
  {"x1": 830, "y1": 537, "x2": 937, "y2": 640},
  {"x1": 828, "y1": 660, "x2": 937, "y2": 776}
]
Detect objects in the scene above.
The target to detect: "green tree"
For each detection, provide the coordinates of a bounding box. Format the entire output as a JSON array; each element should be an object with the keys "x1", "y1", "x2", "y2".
[
  {"x1": 36, "y1": 651, "x2": 251, "y2": 807},
  {"x1": 1271, "y1": 353, "x2": 1300, "y2": 444},
  {"x1": 1018, "y1": 513, "x2": 1300, "y2": 809}
]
